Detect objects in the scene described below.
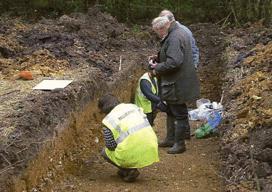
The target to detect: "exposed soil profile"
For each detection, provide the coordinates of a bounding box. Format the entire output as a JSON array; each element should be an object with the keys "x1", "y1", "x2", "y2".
[{"x1": 0, "y1": 6, "x2": 271, "y2": 192}]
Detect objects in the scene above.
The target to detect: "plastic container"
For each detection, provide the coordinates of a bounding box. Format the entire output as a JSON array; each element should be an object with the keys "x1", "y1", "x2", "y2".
[{"x1": 196, "y1": 98, "x2": 211, "y2": 108}]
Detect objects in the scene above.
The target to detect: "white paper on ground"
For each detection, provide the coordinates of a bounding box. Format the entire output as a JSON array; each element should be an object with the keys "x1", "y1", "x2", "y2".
[{"x1": 33, "y1": 80, "x2": 73, "y2": 90}]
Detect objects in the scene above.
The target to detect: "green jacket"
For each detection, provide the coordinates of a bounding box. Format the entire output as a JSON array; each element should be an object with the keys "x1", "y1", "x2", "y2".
[{"x1": 154, "y1": 22, "x2": 200, "y2": 104}]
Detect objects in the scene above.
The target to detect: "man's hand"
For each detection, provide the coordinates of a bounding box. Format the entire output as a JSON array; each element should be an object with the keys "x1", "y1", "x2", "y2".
[
  {"x1": 148, "y1": 60, "x2": 157, "y2": 68},
  {"x1": 148, "y1": 59, "x2": 157, "y2": 71},
  {"x1": 148, "y1": 55, "x2": 157, "y2": 62},
  {"x1": 156, "y1": 101, "x2": 168, "y2": 112}
]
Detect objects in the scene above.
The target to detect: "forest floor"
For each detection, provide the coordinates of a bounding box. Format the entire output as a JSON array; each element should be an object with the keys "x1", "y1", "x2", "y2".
[{"x1": 0, "y1": 7, "x2": 271, "y2": 192}]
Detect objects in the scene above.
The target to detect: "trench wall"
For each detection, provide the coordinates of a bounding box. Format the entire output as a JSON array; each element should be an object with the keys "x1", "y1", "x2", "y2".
[{"x1": 2, "y1": 63, "x2": 143, "y2": 192}]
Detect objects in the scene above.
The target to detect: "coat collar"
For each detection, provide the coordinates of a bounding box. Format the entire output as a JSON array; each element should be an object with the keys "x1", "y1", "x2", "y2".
[{"x1": 160, "y1": 21, "x2": 177, "y2": 43}]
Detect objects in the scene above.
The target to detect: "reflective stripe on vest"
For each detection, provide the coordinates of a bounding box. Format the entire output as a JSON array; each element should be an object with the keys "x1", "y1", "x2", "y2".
[
  {"x1": 103, "y1": 115, "x2": 122, "y2": 134},
  {"x1": 104, "y1": 107, "x2": 149, "y2": 144},
  {"x1": 103, "y1": 103, "x2": 159, "y2": 168},
  {"x1": 116, "y1": 119, "x2": 150, "y2": 144}
]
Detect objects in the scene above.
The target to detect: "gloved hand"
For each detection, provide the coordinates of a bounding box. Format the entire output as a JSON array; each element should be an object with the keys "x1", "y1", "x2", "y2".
[{"x1": 156, "y1": 101, "x2": 168, "y2": 112}]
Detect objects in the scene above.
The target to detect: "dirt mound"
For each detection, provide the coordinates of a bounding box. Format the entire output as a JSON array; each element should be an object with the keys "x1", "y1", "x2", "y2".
[
  {"x1": 0, "y1": 7, "x2": 154, "y2": 80},
  {"x1": 222, "y1": 26, "x2": 272, "y2": 192},
  {"x1": 0, "y1": 49, "x2": 69, "y2": 79}
]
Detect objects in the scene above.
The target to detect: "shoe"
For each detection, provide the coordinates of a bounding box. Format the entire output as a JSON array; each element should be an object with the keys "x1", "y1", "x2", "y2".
[
  {"x1": 158, "y1": 140, "x2": 174, "y2": 147},
  {"x1": 122, "y1": 169, "x2": 140, "y2": 182},
  {"x1": 167, "y1": 142, "x2": 186, "y2": 154},
  {"x1": 117, "y1": 169, "x2": 128, "y2": 178}
]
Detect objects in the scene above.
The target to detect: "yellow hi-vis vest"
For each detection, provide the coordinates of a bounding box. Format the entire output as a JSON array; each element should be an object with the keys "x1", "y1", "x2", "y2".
[
  {"x1": 102, "y1": 103, "x2": 159, "y2": 168},
  {"x1": 134, "y1": 73, "x2": 158, "y2": 114}
]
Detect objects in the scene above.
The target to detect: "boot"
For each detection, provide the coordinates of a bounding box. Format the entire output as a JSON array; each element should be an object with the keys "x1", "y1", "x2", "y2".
[
  {"x1": 167, "y1": 120, "x2": 186, "y2": 154},
  {"x1": 184, "y1": 117, "x2": 191, "y2": 140},
  {"x1": 158, "y1": 115, "x2": 175, "y2": 147},
  {"x1": 117, "y1": 169, "x2": 128, "y2": 178},
  {"x1": 122, "y1": 169, "x2": 140, "y2": 182}
]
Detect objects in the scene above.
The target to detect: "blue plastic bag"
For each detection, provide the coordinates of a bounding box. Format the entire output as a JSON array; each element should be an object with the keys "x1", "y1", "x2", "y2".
[
  {"x1": 195, "y1": 111, "x2": 222, "y2": 139},
  {"x1": 207, "y1": 111, "x2": 222, "y2": 129}
]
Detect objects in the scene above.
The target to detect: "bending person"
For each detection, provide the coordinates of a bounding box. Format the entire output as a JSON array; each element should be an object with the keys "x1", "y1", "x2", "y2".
[{"x1": 98, "y1": 94, "x2": 159, "y2": 182}]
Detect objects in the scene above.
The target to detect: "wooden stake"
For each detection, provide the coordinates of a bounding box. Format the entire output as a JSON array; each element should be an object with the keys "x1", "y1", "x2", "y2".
[{"x1": 119, "y1": 56, "x2": 122, "y2": 71}]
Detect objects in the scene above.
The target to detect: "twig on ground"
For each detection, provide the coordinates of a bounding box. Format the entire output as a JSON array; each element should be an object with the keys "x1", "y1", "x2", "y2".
[
  {"x1": 0, "y1": 160, "x2": 24, "y2": 175},
  {"x1": 220, "y1": 90, "x2": 224, "y2": 104},
  {"x1": 0, "y1": 153, "x2": 11, "y2": 165},
  {"x1": 220, "y1": 12, "x2": 232, "y2": 28}
]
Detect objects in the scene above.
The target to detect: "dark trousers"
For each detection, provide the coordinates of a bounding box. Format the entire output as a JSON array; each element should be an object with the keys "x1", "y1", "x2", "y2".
[
  {"x1": 167, "y1": 103, "x2": 188, "y2": 120},
  {"x1": 146, "y1": 111, "x2": 157, "y2": 126}
]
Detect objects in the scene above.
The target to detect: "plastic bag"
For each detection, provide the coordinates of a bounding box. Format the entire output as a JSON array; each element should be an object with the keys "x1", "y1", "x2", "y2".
[
  {"x1": 195, "y1": 123, "x2": 212, "y2": 139},
  {"x1": 195, "y1": 111, "x2": 222, "y2": 139},
  {"x1": 188, "y1": 98, "x2": 223, "y2": 121},
  {"x1": 207, "y1": 111, "x2": 222, "y2": 129},
  {"x1": 196, "y1": 98, "x2": 211, "y2": 108}
]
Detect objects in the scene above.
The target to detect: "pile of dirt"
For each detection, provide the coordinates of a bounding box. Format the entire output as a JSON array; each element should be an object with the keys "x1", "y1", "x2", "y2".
[
  {"x1": 0, "y1": 7, "x2": 155, "y2": 191},
  {"x1": 221, "y1": 25, "x2": 272, "y2": 192},
  {"x1": 0, "y1": 7, "x2": 154, "y2": 80}
]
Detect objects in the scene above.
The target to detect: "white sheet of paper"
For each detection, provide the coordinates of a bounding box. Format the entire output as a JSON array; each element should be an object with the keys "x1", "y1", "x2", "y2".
[{"x1": 33, "y1": 80, "x2": 73, "y2": 90}]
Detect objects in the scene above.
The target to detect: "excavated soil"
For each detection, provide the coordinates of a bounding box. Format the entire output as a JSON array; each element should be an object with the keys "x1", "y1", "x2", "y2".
[
  {"x1": 221, "y1": 24, "x2": 272, "y2": 192},
  {"x1": 0, "y1": 9, "x2": 228, "y2": 191},
  {"x1": 32, "y1": 23, "x2": 226, "y2": 192},
  {"x1": 2, "y1": 7, "x2": 270, "y2": 192},
  {"x1": 0, "y1": 7, "x2": 155, "y2": 191}
]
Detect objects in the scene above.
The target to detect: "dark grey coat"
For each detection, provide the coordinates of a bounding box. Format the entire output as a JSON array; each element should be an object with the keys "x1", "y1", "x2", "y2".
[{"x1": 154, "y1": 22, "x2": 200, "y2": 104}]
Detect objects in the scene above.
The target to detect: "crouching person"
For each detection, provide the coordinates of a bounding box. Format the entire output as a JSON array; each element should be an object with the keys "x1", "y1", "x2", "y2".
[{"x1": 98, "y1": 94, "x2": 159, "y2": 182}]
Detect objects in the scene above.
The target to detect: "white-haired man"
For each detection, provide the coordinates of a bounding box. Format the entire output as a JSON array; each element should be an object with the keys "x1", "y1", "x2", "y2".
[
  {"x1": 159, "y1": 10, "x2": 199, "y2": 69},
  {"x1": 150, "y1": 16, "x2": 200, "y2": 154},
  {"x1": 158, "y1": 10, "x2": 200, "y2": 140}
]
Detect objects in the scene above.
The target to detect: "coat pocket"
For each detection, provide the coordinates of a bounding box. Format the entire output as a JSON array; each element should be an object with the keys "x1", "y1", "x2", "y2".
[{"x1": 161, "y1": 82, "x2": 178, "y2": 101}]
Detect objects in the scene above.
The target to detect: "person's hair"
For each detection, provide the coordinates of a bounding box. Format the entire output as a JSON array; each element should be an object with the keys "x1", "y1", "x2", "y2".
[
  {"x1": 98, "y1": 94, "x2": 120, "y2": 114},
  {"x1": 159, "y1": 10, "x2": 175, "y2": 22},
  {"x1": 152, "y1": 16, "x2": 169, "y2": 29}
]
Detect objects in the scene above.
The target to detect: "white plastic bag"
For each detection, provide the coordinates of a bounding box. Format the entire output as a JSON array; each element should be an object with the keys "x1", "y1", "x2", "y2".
[{"x1": 188, "y1": 98, "x2": 223, "y2": 121}]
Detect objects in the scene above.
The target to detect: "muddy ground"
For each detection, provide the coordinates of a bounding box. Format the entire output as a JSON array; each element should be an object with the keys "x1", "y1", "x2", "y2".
[{"x1": 0, "y1": 6, "x2": 271, "y2": 192}]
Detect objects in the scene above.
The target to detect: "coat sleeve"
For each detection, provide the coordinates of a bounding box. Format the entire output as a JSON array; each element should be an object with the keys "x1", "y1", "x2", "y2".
[
  {"x1": 155, "y1": 38, "x2": 184, "y2": 75},
  {"x1": 191, "y1": 37, "x2": 199, "y2": 68},
  {"x1": 140, "y1": 79, "x2": 161, "y2": 104}
]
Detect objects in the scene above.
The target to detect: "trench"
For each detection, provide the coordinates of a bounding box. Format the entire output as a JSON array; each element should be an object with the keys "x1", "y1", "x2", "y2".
[{"x1": 8, "y1": 24, "x2": 226, "y2": 192}]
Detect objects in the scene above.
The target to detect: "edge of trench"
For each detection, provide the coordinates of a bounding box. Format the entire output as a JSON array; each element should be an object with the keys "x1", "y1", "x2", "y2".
[
  {"x1": 3, "y1": 58, "x2": 145, "y2": 192},
  {"x1": 3, "y1": 24, "x2": 228, "y2": 191}
]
